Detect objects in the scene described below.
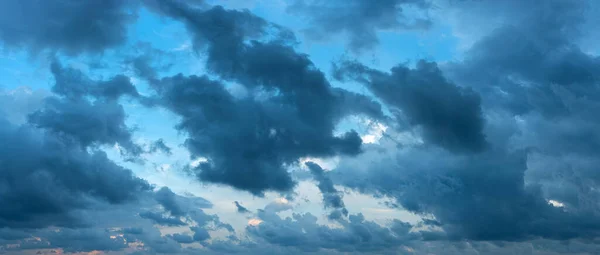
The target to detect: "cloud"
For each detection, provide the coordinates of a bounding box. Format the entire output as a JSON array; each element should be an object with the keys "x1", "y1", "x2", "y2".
[
  {"x1": 139, "y1": 211, "x2": 187, "y2": 226},
  {"x1": 327, "y1": 0, "x2": 600, "y2": 243},
  {"x1": 246, "y1": 208, "x2": 418, "y2": 253},
  {"x1": 0, "y1": 187, "x2": 236, "y2": 254},
  {"x1": 0, "y1": 60, "x2": 152, "y2": 241},
  {"x1": 167, "y1": 233, "x2": 195, "y2": 244},
  {"x1": 145, "y1": 2, "x2": 385, "y2": 195},
  {"x1": 148, "y1": 139, "x2": 173, "y2": 155},
  {"x1": 138, "y1": 187, "x2": 233, "y2": 238},
  {"x1": 334, "y1": 143, "x2": 591, "y2": 241},
  {"x1": 49, "y1": 61, "x2": 139, "y2": 101},
  {"x1": 431, "y1": 0, "x2": 595, "y2": 50},
  {"x1": 125, "y1": 41, "x2": 177, "y2": 84},
  {"x1": 154, "y1": 187, "x2": 185, "y2": 216},
  {"x1": 37, "y1": 228, "x2": 128, "y2": 253},
  {"x1": 0, "y1": 116, "x2": 150, "y2": 229},
  {"x1": 334, "y1": 60, "x2": 487, "y2": 153},
  {"x1": 305, "y1": 162, "x2": 348, "y2": 220},
  {"x1": 4, "y1": 0, "x2": 600, "y2": 254},
  {"x1": 287, "y1": 0, "x2": 432, "y2": 52},
  {"x1": 412, "y1": 0, "x2": 600, "y2": 242},
  {"x1": 234, "y1": 201, "x2": 250, "y2": 214},
  {"x1": 28, "y1": 60, "x2": 143, "y2": 158},
  {"x1": 0, "y1": 0, "x2": 137, "y2": 55}
]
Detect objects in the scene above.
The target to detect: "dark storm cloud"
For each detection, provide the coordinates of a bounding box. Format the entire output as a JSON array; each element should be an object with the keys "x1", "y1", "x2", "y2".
[
  {"x1": 0, "y1": 0, "x2": 136, "y2": 55},
  {"x1": 334, "y1": 60, "x2": 487, "y2": 153},
  {"x1": 446, "y1": 2, "x2": 600, "y2": 118},
  {"x1": 0, "y1": 59, "x2": 152, "y2": 231},
  {"x1": 305, "y1": 162, "x2": 348, "y2": 220},
  {"x1": 154, "y1": 187, "x2": 185, "y2": 216},
  {"x1": 0, "y1": 117, "x2": 150, "y2": 229},
  {"x1": 330, "y1": 0, "x2": 600, "y2": 240},
  {"x1": 49, "y1": 61, "x2": 139, "y2": 101},
  {"x1": 5, "y1": 0, "x2": 600, "y2": 253},
  {"x1": 28, "y1": 61, "x2": 143, "y2": 157},
  {"x1": 429, "y1": 0, "x2": 600, "y2": 242},
  {"x1": 145, "y1": 2, "x2": 386, "y2": 195},
  {"x1": 334, "y1": 139, "x2": 600, "y2": 242},
  {"x1": 288, "y1": 0, "x2": 432, "y2": 52},
  {"x1": 153, "y1": 72, "x2": 379, "y2": 195},
  {"x1": 28, "y1": 98, "x2": 142, "y2": 156}
]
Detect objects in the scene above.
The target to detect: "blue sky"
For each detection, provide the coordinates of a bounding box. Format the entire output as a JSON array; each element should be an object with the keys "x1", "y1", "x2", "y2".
[{"x1": 1, "y1": 0, "x2": 600, "y2": 254}]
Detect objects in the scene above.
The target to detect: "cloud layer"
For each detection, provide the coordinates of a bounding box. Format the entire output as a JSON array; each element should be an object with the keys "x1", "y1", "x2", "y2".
[{"x1": 1, "y1": 0, "x2": 600, "y2": 254}]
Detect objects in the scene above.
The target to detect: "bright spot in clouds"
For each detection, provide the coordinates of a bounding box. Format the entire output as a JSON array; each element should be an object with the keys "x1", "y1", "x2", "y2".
[
  {"x1": 548, "y1": 200, "x2": 565, "y2": 208},
  {"x1": 248, "y1": 218, "x2": 263, "y2": 226},
  {"x1": 361, "y1": 121, "x2": 388, "y2": 144},
  {"x1": 190, "y1": 157, "x2": 209, "y2": 168}
]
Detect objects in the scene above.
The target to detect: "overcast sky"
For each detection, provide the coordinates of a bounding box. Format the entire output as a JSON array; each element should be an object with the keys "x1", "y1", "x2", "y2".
[{"x1": 1, "y1": 0, "x2": 600, "y2": 254}]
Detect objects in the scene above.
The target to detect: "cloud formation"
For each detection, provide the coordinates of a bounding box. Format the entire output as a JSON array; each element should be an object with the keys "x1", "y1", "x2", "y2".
[
  {"x1": 2, "y1": 0, "x2": 600, "y2": 254},
  {"x1": 147, "y1": 2, "x2": 385, "y2": 195},
  {"x1": 0, "y1": 0, "x2": 136, "y2": 55},
  {"x1": 29, "y1": 61, "x2": 143, "y2": 158},
  {"x1": 0, "y1": 116, "x2": 150, "y2": 229},
  {"x1": 288, "y1": 0, "x2": 432, "y2": 52},
  {"x1": 330, "y1": 0, "x2": 600, "y2": 245},
  {"x1": 305, "y1": 162, "x2": 348, "y2": 219},
  {"x1": 246, "y1": 208, "x2": 418, "y2": 253},
  {"x1": 334, "y1": 59, "x2": 487, "y2": 153}
]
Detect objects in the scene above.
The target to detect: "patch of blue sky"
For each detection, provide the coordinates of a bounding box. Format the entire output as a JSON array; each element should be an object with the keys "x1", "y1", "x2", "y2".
[{"x1": 0, "y1": 49, "x2": 50, "y2": 90}]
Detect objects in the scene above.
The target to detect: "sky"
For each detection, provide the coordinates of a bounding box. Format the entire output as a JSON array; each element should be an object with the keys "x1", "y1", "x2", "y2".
[{"x1": 1, "y1": 0, "x2": 600, "y2": 254}]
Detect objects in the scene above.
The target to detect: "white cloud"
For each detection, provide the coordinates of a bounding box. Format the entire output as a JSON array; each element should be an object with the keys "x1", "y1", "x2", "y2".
[{"x1": 548, "y1": 200, "x2": 565, "y2": 208}]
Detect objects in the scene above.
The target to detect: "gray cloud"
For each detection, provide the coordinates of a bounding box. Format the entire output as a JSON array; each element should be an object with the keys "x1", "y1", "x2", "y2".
[
  {"x1": 149, "y1": 139, "x2": 173, "y2": 155},
  {"x1": 28, "y1": 61, "x2": 143, "y2": 158},
  {"x1": 0, "y1": 0, "x2": 137, "y2": 55},
  {"x1": 234, "y1": 201, "x2": 250, "y2": 214},
  {"x1": 334, "y1": 142, "x2": 599, "y2": 241},
  {"x1": 334, "y1": 60, "x2": 487, "y2": 153},
  {"x1": 139, "y1": 186, "x2": 234, "y2": 248},
  {"x1": 246, "y1": 208, "x2": 418, "y2": 253},
  {"x1": 0, "y1": 59, "x2": 151, "y2": 233},
  {"x1": 167, "y1": 233, "x2": 195, "y2": 244},
  {"x1": 154, "y1": 187, "x2": 185, "y2": 217},
  {"x1": 49, "y1": 61, "x2": 139, "y2": 101},
  {"x1": 0, "y1": 117, "x2": 150, "y2": 229},
  {"x1": 328, "y1": 0, "x2": 600, "y2": 244},
  {"x1": 145, "y1": 2, "x2": 385, "y2": 195},
  {"x1": 0, "y1": 188, "x2": 236, "y2": 254},
  {"x1": 140, "y1": 211, "x2": 187, "y2": 227},
  {"x1": 4, "y1": 0, "x2": 600, "y2": 254},
  {"x1": 288, "y1": 0, "x2": 432, "y2": 52},
  {"x1": 305, "y1": 162, "x2": 348, "y2": 220},
  {"x1": 40, "y1": 228, "x2": 128, "y2": 253}
]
